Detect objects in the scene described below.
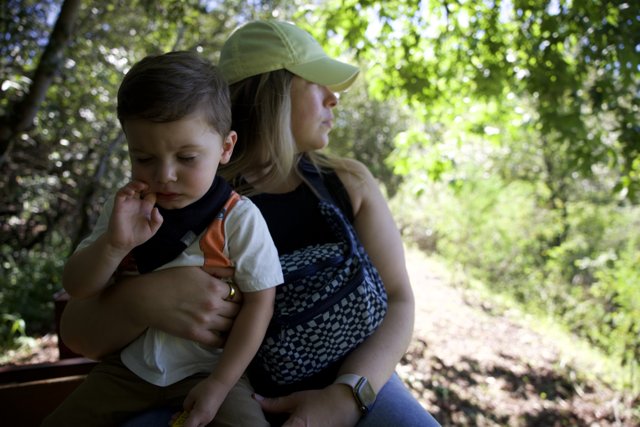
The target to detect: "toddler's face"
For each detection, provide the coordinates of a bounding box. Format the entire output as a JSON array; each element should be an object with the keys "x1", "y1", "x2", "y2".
[{"x1": 125, "y1": 111, "x2": 235, "y2": 209}]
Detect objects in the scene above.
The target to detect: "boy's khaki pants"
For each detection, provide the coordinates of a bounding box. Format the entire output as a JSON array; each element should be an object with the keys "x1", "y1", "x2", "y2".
[{"x1": 41, "y1": 354, "x2": 268, "y2": 427}]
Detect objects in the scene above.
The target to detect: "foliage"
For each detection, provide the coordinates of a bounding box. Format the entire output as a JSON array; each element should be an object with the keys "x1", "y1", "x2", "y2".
[
  {"x1": 0, "y1": 314, "x2": 26, "y2": 350},
  {"x1": 589, "y1": 241, "x2": 640, "y2": 371},
  {"x1": 0, "y1": 231, "x2": 68, "y2": 338},
  {"x1": 307, "y1": 0, "x2": 640, "y2": 200}
]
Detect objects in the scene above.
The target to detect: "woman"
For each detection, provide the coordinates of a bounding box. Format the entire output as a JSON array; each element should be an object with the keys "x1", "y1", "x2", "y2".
[{"x1": 61, "y1": 20, "x2": 440, "y2": 427}]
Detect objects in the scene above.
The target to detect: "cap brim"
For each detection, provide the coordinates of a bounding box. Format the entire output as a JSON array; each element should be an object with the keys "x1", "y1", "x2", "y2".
[{"x1": 287, "y1": 57, "x2": 359, "y2": 92}]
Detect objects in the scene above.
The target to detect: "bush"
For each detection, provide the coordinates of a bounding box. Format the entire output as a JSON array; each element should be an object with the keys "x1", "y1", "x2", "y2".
[
  {"x1": 0, "y1": 233, "x2": 68, "y2": 348},
  {"x1": 589, "y1": 241, "x2": 640, "y2": 382},
  {"x1": 0, "y1": 314, "x2": 26, "y2": 350}
]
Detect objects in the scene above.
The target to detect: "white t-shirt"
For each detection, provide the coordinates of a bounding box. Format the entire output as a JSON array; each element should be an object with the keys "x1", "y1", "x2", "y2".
[{"x1": 77, "y1": 191, "x2": 283, "y2": 386}]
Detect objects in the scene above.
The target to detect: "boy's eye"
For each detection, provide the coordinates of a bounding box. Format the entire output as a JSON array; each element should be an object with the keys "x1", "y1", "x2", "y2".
[
  {"x1": 179, "y1": 155, "x2": 197, "y2": 162},
  {"x1": 134, "y1": 157, "x2": 152, "y2": 163}
]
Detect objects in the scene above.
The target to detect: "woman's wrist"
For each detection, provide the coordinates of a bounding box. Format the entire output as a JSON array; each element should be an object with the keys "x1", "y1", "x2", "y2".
[
  {"x1": 325, "y1": 383, "x2": 363, "y2": 424},
  {"x1": 333, "y1": 374, "x2": 377, "y2": 415}
]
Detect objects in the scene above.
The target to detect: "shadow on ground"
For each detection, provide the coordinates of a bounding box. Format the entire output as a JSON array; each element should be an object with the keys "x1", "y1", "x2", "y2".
[{"x1": 399, "y1": 338, "x2": 638, "y2": 427}]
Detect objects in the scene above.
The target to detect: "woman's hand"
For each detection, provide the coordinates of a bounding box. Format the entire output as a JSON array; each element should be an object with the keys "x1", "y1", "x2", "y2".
[
  {"x1": 254, "y1": 384, "x2": 361, "y2": 427},
  {"x1": 61, "y1": 266, "x2": 242, "y2": 359},
  {"x1": 138, "y1": 267, "x2": 242, "y2": 347}
]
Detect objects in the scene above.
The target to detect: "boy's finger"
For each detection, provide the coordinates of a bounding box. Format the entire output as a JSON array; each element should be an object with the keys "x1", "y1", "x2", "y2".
[
  {"x1": 142, "y1": 191, "x2": 157, "y2": 205},
  {"x1": 150, "y1": 207, "x2": 164, "y2": 231}
]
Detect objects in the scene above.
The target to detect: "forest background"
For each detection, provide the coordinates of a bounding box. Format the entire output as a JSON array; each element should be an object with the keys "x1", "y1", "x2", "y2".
[{"x1": 1, "y1": 0, "x2": 638, "y2": 405}]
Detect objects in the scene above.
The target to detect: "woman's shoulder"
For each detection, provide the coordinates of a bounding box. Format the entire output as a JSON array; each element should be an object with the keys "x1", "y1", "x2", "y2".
[
  {"x1": 332, "y1": 158, "x2": 376, "y2": 216},
  {"x1": 334, "y1": 157, "x2": 371, "y2": 180}
]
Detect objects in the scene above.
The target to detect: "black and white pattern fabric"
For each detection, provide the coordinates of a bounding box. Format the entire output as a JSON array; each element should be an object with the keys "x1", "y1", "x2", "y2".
[{"x1": 254, "y1": 160, "x2": 388, "y2": 385}]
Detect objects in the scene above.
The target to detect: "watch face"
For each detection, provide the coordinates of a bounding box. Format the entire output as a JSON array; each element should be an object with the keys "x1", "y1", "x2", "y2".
[{"x1": 356, "y1": 377, "x2": 376, "y2": 409}]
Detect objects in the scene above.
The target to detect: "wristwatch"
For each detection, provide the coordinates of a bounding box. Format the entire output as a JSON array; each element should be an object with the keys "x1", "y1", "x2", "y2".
[{"x1": 334, "y1": 374, "x2": 377, "y2": 414}]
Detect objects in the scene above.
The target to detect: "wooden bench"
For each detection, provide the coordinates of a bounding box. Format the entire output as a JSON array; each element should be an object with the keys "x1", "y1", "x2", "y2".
[
  {"x1": 0, "y1": 357, "x2": 97, "y2": 426},
  {"x1": 0, "y1": 291, "x2": 97, "y2": 426}
]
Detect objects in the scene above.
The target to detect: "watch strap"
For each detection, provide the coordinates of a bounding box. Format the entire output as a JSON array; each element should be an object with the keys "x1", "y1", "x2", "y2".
[
  {"x1": 334, "y1": 373, "x2": 362, "y2": 389},
  {"x1": 334, "y1": 374, "x2": 376, "y2": 414}
]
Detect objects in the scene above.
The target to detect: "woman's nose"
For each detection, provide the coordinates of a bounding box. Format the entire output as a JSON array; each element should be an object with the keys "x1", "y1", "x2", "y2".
[{"x1": 324, "y1": 87, "x2": 338, "y2": 108}]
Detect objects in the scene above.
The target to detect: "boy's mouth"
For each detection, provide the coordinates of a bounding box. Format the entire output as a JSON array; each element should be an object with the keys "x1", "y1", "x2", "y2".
[{"x1": 156, "y1": 192, "x2": 179, "y2": 201}]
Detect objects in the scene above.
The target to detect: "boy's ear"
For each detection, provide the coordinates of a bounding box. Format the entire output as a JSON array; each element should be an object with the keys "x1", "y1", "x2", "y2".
[{"x1": 220, "y1": 131, "x2": 237, "y2": 164}]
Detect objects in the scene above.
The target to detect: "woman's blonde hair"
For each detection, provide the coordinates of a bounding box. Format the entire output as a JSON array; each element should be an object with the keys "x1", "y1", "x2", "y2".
[{"x1": 220, "y1": 70, "x2": 351, "y2": 195}]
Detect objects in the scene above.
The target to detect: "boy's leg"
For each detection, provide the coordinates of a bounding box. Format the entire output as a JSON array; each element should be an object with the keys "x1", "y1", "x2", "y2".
[
  {"x1": 118, "y1": 373, "x2": 206, "y2": 427},
  {"x1": 211, "y1": 374, "x2": 269, "y2": 427},
  {"x1": 162, "y1": 373, "x2": 268, "y2": 427},
  {"x1": 42, "y1": 355, "x2": 159, "y2": 427},
  {"x1": 123, "y1": 374, "x2": 269, "y2": 427}
]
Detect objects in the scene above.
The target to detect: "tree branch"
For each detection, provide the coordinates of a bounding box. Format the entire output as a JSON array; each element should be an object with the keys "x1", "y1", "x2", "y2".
[{"x1": 0, "y1": 0, "x2": 81, "y2": 166}]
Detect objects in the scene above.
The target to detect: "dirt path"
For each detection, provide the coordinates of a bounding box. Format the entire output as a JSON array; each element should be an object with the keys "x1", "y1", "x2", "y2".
[{"x1": 401, "y1": 248, "x2": 638, "y2": 426}]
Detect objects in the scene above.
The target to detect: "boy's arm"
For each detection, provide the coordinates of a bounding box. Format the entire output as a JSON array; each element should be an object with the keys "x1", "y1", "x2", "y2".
[
  {"x1": 62, "y1": 233, "x2": 130, "y2": 298},
  {"x1": 64, "y1": 181, "x2": 162, "y2": 299},
  {"x1": 211, "y1": 288, "x2": 275, "y2": 384},
  {"x1": 181, "y1": 287, "x2": 275, "y2": 426}
]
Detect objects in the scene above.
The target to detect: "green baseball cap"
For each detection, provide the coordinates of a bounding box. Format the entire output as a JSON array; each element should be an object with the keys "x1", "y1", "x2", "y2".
[{"x1": 220, "y1": 20, "x2": 359, "y2": 92}]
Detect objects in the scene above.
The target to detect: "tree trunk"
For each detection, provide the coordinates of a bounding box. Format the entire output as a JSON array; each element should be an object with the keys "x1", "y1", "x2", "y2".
[{"x1": 0, "y1": 0, "x2": 82, "y2": 166}]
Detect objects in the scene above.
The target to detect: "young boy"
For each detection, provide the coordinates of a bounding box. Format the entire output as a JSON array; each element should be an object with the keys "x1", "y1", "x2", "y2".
[{"x1": 43, "y1": 51, "x2": 282, "y2": 427}]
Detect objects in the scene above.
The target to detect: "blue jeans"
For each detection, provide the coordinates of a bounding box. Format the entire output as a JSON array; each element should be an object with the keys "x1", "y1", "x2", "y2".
[
  {"x1": 358, "y1": 373, "x2": 440, "y2": 426},
  {"x1": 122, "y1": 373, "x2": 441, "y2": 427}
]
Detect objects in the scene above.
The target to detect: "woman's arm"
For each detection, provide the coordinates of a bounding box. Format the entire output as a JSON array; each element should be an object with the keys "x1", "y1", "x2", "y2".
[
  {"x1": 60, "y1": 266, "x2": 242, "y2": 360},
  {"x1": 336, "y1": 158, "x2": 415, "y2": 388},
  {"x1": 257, "y1": 159, "x2": 415, "y2": 426}
]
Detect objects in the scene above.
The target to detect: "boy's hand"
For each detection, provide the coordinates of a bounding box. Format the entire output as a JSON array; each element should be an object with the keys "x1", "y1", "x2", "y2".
[
  {"x1": 181, "y1": 377, "x2": 228, "y2": 427},
  {"x1": 108, "y1": 180, "x2": 163, "y2": 252}
]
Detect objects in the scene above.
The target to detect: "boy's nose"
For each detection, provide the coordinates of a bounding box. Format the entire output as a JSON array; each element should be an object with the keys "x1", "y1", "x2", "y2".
[{"x1": 156, "y1": 163, "x2": 177, "y2": 183}]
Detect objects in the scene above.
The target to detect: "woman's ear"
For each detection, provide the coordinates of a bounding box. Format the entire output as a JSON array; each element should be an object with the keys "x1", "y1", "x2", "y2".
[{"x1": 220, "y1": 131, "x2": 237, "y2": 164}]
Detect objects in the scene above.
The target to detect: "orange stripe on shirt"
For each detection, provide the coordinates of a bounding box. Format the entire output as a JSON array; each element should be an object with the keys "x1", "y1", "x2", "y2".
[{"x1": 200, "y1": 191, "x2": 241, "y2": 270}]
